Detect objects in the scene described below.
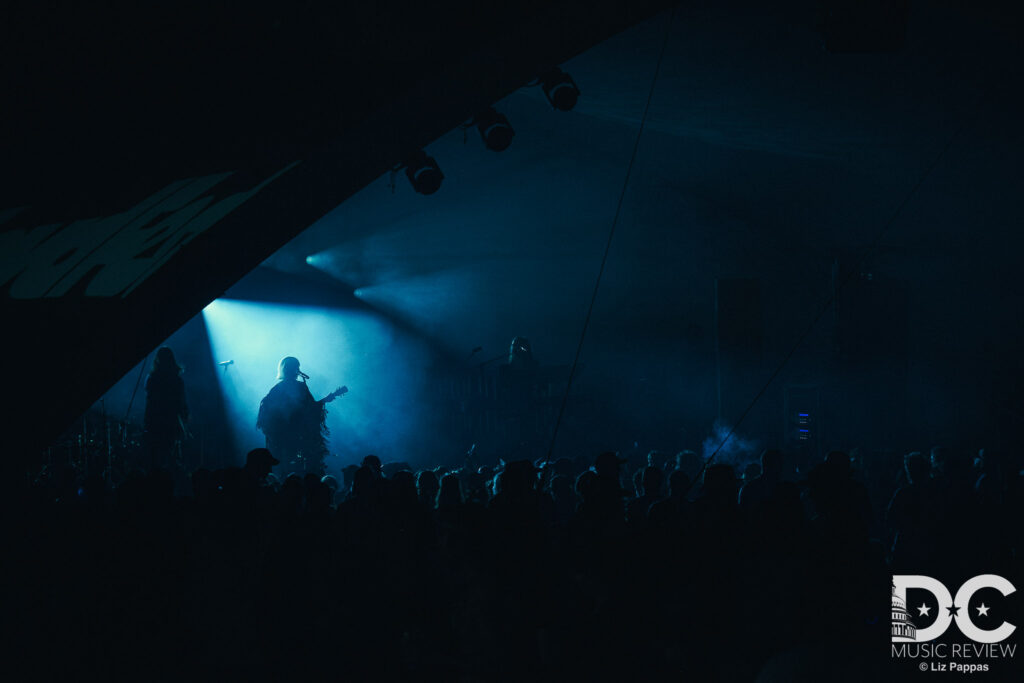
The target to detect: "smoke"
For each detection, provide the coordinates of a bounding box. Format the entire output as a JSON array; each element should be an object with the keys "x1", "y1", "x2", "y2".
[
  {"x1": 701, "y1": 419, "x2": 761, "y2": 470},
  {"x1": 202, "y1": 298, "x2": 451, "y2": 472}
]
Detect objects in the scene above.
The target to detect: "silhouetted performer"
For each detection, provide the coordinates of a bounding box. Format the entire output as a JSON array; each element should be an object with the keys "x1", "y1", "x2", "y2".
[
  {"x1": 498, "y1": 336, "x2": 541, "y2": 448},
  {"x1": 143, "y1": 346, "x2": 189, "y2": 472},
  {"x1": 499, "y1": 336, "x2": 539, "y2": 399},
  {"x1": 257, "y1": 356, "x2": 343, "y2": 476}
]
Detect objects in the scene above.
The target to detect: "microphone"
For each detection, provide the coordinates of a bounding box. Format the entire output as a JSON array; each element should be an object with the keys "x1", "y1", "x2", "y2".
[{"x1": 218, "y1": 360, "x2": 234, "y2": 366}]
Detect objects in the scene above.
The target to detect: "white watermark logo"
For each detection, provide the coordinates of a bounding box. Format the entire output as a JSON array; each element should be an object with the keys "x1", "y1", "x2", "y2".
[
  {"x1": 891, "y1": 575, "x2": 1016, "y2": 674},
  {"x1": 891, "y1": 575, "x2": 1016, "y2": 644}
]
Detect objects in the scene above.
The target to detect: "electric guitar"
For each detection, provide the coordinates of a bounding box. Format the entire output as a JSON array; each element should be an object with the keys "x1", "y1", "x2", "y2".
[{"x1": 318, "y1": 386, "x2": 348, "y2": 404}]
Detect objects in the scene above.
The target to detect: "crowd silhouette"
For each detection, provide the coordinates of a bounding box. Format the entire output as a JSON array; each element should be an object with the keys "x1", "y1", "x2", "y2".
[{"x1": 14, "y1": 440, "x2": 1022, "y2": 681}]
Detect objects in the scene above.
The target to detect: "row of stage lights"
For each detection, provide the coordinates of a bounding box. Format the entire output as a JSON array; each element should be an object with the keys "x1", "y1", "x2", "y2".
[{"x1": 402, "y1": 67, "x2": 580, "y2": 195}]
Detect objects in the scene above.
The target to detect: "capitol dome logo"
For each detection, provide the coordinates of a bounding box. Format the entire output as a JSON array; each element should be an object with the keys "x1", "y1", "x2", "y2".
[
  {"x1": 891, "y1": 584, "x2": 918, "y2": 642},
  {"x1": 891, "y1": 575, "x2": 1016, "y2": 643}
]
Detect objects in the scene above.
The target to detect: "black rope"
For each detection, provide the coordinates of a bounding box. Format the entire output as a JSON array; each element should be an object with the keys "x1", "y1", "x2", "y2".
[
  {"x1": 124, "y1": 353, "x2": 149, "y2": 423},
  {"x1": 692, "y1": 102, "x2": 982, "y2": 485},
  {"x1": 547, "y1": 6, "x2": 677, "y2": 459}
]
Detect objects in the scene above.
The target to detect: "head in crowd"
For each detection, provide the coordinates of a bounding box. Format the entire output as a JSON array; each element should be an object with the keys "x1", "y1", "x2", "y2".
[
  {"x1": 647, "y1": 450, "x2": 670, "y2": 471},
  {"x1": 389, "y1": 470, "x2": 418, "y2": 505},
  {"x1": 416, "y1": 470, "x2": 440, "y2": 506},
  {"x1": 244, "y1": 447, "x2": 279, "y2": 481},
  {"x1": 641, "y1": 465, "x2": 664, "y2": 498},
  {"x1": 362, "y1": 454, "x2": 383, "y2": 478},
  {"x1": 675, "y1": 450, "x2": 701, "y2": 479},
  {"x1": 495, "y1": 460, "x2": 538, "y2": 496},
  {"x1": 351, "y1": 466, "x2": 376, "y2": 499},
  {"x1": 594, "y1": 451, "x2": 625, "y2": 479},
  {"x1": 903, "y1": 451, "x2": 929, "y2": 484},
  {"x1": 575, "y1": 469, "x2": 598, "y2": 500},
  {"x1": 437, "y1": 473, "x2": 462, "y2": 508},
  {"x1": 701, "y1": 464, "x2": 737, "y2": 503},
  {"x1": 929, "y1": 446, "x2": 950, "y2": 476},
  {"x1": 761, "y1": 449, "x2": 783, "y2": 480},
  {"x1": 667, "y1": 469, "x2": 690, "y2": 499},
  {"x1": 824, "y1": 451, "x2": 851, "y2": 477}
]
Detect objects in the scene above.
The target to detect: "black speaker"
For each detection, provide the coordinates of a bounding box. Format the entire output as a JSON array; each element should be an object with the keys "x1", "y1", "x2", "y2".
[
  {"x1": 715, "y1": 278, "x2": 764, "y2": 421},
  {"x1": 831, "y1": 259, "x2": 910, "y2": 446},
  {"x1": 820, "y1": 0, "x2": 909, "y2": 53},
  {"x1": 832, "y1": 263, "x2": 909, "y2": 367}
]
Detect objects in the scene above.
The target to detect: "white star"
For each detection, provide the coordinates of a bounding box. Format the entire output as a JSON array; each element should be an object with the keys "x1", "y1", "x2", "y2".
[
  {"x1": 918, "y1": 604, "x2": 931, "y2": 617},
  {"x1": 977, "y1": 603, "x2": 990, "y2": 617}
]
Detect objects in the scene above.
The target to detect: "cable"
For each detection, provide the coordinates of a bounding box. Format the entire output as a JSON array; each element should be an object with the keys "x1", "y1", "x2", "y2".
[
  {"x1": 546, "y1": 6, "x2": 677, "y2": 460},
  {"x1": 124, "y1": 353, "x2": 149, "y2": 423},
  {"x1": 692, "y1": 102, "x2": 982, "y2": 485}
]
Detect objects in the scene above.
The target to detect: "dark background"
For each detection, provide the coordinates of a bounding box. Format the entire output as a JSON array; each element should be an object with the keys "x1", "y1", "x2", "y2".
[{"x1": 2, "y1": 0, "x2": 1022, "y2": 466}]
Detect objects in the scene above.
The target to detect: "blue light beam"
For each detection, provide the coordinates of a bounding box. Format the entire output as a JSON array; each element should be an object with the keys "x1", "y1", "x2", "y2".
[{"x1": 202, "y1": 298, "x2": 440, "y2": 469}]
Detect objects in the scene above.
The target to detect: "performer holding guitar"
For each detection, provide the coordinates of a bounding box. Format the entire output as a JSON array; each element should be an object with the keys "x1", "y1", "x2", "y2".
[{"x1": 257, "y1": 356, "x2": 347, "y2": 476}]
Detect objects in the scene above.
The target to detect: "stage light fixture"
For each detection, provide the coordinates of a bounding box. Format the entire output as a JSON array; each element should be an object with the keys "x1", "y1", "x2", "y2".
[
  {"x1": 474, "y1": 107, "x2": 515, "y2": 151},
  {"x1": 404, "y1": 150, "x2": 444, "y2": 195},
  {"x1": 540, "y1": 68, "x2": 580, "y2": 111}
]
